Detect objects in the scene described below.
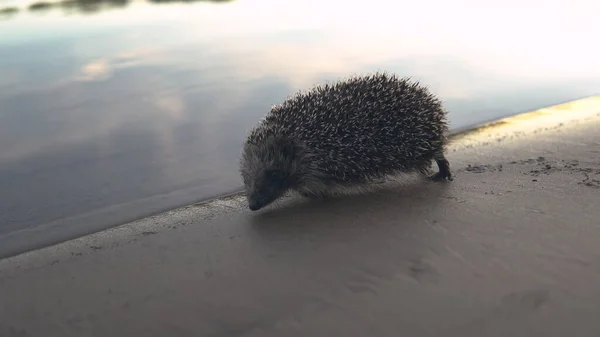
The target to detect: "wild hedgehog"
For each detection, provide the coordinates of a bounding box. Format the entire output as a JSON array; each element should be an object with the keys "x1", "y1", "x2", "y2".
[{"x1": 239, "y1": 72, "x2": 452, "y2": 211}]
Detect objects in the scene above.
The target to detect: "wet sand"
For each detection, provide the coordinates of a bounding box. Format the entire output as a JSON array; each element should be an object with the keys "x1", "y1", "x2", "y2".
[{"x1": 0, "y1": 97, "x2": 599, "y2": 337}]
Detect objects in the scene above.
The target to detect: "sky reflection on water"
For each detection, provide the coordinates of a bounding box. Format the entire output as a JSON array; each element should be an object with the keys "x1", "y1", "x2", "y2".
[{"x1": 0, "y1": 0, "x2": 599, "y2": 256}]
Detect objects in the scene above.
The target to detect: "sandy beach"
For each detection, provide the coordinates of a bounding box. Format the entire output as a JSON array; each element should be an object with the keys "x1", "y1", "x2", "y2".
[{"x1": 0, "y1": 96, "x2": 599, "y2": 337}]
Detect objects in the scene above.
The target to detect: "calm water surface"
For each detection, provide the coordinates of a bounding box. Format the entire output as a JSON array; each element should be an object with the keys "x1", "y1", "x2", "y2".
[{"x1": 0, "y1": 0, "x2": 599, "y2": 257}]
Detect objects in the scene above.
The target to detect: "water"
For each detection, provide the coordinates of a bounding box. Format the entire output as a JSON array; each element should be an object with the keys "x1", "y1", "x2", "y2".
[{"x1": 0, "y1": 0, "x2": 599, "y2": 258}]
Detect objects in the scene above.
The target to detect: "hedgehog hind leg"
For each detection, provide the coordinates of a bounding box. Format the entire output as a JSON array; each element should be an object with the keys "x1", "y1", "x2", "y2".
[{"x1": 429, "y1": 149, "x2": 453, "y2": 181}]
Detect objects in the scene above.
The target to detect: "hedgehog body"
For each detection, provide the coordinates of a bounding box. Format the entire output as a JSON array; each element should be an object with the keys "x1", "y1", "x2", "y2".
[{"x1": 239, "y1": 72, "x2": 452, "y2": 211}]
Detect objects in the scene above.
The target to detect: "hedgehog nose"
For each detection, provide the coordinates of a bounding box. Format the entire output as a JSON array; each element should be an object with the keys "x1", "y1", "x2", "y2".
[{"x1": 248, "y1": 200, "x2": 261, "y2": 211}]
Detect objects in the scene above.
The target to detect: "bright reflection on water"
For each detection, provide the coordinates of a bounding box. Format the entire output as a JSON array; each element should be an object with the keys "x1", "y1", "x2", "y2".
[{"x1": 0, "y1": 0, "x2": 599, "y2": 255}]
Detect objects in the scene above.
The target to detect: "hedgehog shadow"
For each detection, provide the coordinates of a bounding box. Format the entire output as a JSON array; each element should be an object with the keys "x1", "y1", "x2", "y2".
[{"x1": 248, "y1": 175, "x2": 453, "y2": 231}]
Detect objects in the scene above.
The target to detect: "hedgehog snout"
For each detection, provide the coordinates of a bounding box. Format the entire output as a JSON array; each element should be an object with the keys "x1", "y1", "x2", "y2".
[
  {"x1": 246, "y1": 175, "x2": 288, "y2": 211},
  {"x1": 247, "y1": 191, "x2": 271, "y2": 211},
  {"x1": 245, "y1": 185, "x2": 262, "y2": 211},
  {"x1": 248, "y1": 199, "x2": 261, "y2": 211},
  {"x1": 244, "y1": 181, "x2": 266, "y2": 211}
]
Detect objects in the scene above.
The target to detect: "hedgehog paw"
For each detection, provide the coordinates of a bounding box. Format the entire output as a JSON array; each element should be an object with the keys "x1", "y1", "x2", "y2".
[
  {"x1": 430, "y1": 158, "x2": 453, "y2": 181},
  {"x1": 429, "y1": 172, "x2": 453, "y2": 181}
]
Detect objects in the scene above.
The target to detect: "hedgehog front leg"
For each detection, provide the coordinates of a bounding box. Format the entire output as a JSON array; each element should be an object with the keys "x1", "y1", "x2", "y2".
[
  {"x1": 299, "y1": 191, "x2": 320, "y2": 199},
  {"x1": 298, "y1": 189, "x2": 330, "y2": 199},
  {"x1": 295, "y1": 182, "x2": 333, "y2": 199},
  {"x1": 429, "y1": 151, "x2": 453, "y2": 181}
]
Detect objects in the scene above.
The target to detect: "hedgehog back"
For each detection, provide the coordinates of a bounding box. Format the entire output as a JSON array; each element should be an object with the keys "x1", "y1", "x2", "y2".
[{"x1": 259, "y1": 73, "x2": 449, "y2": 183}]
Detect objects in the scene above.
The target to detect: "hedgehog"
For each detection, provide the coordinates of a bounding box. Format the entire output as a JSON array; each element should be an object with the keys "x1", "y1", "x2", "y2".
[{"x1": 239, "y1": 72, "x2": 453, "y2": 211}]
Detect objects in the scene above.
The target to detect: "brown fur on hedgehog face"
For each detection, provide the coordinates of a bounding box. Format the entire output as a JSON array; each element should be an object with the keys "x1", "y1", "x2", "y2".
[{"x1": 239, "y1": 135, "x2": 299, "y2": 211}]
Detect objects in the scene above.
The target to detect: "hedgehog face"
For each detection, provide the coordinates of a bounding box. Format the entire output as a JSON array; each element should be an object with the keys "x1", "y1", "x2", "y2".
[
  {"x1": 240, "y1": 136, "x2": 298, "y2": 211},
  {"x1": 245, "y1": 168, "x2": 289, "y2": 211}
]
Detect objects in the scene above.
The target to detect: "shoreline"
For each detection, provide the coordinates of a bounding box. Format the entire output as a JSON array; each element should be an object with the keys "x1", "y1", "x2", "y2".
[
  {"x1": 0, "y1": 96, "x2": 599, "y2": 336},
  {"x1": 0, "y1": 95, "x2": 599, "y2": 260}
]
